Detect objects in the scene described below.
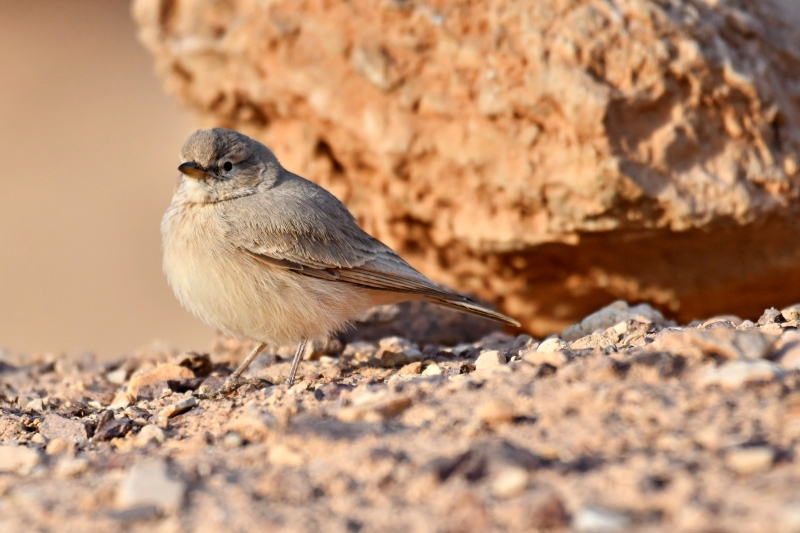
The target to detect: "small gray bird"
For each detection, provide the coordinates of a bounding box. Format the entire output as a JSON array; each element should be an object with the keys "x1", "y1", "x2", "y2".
[{"x1": 162, "y1": 128, "x2": 519, "y2": 390}]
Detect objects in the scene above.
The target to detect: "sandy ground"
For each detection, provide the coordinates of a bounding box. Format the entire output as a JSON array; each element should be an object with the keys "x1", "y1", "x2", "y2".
[{"x1": 1, "y1": 301, "x2": 800, "y2": 532}]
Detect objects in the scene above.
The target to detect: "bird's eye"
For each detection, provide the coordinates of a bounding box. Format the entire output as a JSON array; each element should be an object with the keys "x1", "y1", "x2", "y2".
[{"x1": 222, "y1": 161, "x2": 233, "y2": 172}]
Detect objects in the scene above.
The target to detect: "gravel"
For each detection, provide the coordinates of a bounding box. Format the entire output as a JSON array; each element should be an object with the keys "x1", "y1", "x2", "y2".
[{"x1": 1, "y1": 301, "x2": 800, "y2": 531}]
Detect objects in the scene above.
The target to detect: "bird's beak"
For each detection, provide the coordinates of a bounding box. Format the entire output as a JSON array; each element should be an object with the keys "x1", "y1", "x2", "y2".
[{"x1": 178, "y1": 161, "x2": 208, "y2": 180}]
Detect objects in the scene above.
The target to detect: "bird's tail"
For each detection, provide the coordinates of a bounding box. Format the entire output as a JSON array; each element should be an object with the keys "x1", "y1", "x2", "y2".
[{"x1": 427, "y1": 295, "x2": 521, "y2": 327}]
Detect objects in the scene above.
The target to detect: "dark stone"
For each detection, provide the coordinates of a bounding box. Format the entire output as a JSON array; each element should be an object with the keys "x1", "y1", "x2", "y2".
[{"x1": 94, "y1": 418, "x2": 132, "y2": 441}]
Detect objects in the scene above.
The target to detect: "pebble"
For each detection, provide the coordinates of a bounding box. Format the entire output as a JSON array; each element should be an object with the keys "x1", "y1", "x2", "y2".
[
  {"x1": 700, "y1": 360, "x2": 781, "y2": 390},
  {"x1": 492, "y1": 467, "x2": 529, "y2": 498},
  {"x1": 25, "y1": 398, "x2": 44, "y2": 413},
  {"x1": 782, "y1": 306, "x2": 800, "y2": 322},
  {"x1": 134, "y1": 425, "x2": 166, "y2": 447},
  {"x1": 108, "y1": 391, "x2": 133, "y2": 410},
  {"x1": 476, "y1": 399, "x2": 516, "y2": 426},
  {"x1": 475, "y1": 350, "x2": 507, "y2": 370},
  {"x1": 776, "y1": 331, "x2": 800, "y2": 369},
  {"x1": 337, "y1": 395, "x2": 412, "y2": 423},
  {"x1": 45, "y1": 438, "x2": 75, "y2": 456},
  {"x1": 106, "y1": 367, "x2": 128, "y2": 385},
  {"x1": 422, "y1": 363, "x2": 443, "y2": 376},
  {"x1": 0, "y1": 445, "x2": 40, "y2": 474},
  {"x1": 226, "y1": 406, "x2": 277, "y2": 442},
  {"x1": 29, "y1": 433, "x2": 46, "y2": 445},
  {"x1": 268, "y1": 444, "x2": 304, "y2": 466},
  {"x1": 522, "y1": 349, "x2": 569, "y2": 367},
  {"x1": 116, "y1": 458, "x2": 185, "y2": 512},
  {"x1": 725, "y1": 446, "x2": 775, "y2": 474},
  {"x1": 223, "y1": 432, "x2": 244, "y2": 448},
  {"x1": 561, "y1": 300, "x2": 665, "y2": 341},
  {"x1": 536, "y1": 337, "x2": 568, "y2": 353},
  {"x1": 158, "y1": 396, "x2": 198, "y2": 419},
  {"x1": 39, "y1": 414, "x2": 89, "y2": 444},
  {"x1": 398, "y1": 362, "x2": 422, "y2": 375},
  {"x1": 573, "y1": 506, "x2": 632, "y2": 533},
  {"x1": 94, "y1": 418, "x2": 133, "y2": 441},
  {"x1": 570, "y1": 333, "x2": 616, "y2": 350},
  {"x1": 54, "y1": 457, "x2": 89, "y2": 479},
  {"x1": 127, "y1": 363, "x2": 195, "y2": 398}
]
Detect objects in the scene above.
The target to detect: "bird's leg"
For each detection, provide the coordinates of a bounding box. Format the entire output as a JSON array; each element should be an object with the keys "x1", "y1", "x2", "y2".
[
  {"x1": 219, "y1": 341, "x2": 267, "y2": 394},
  {"x1": 286, "y1": 338, "x2": 308, "y2": 387}
]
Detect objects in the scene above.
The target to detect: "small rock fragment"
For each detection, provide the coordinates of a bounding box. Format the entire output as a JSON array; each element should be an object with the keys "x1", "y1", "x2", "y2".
[
  {"x1": 175, "y1": 351, "x2": 213, "y2": 376},
  {"x1": 105, "y1": 367, "x2": 128, "y2": 385},
  {"x1": 29, "y1": 433, "x2": 46, "y2": 445},
  {"x1": 116, "y1": 458, "x2": 185, "y2": 512},
  {"x1": 573, "y1": 506, "x2": 632, "y2": 533},
  {"x1": 522, "y1": 349, "x2": 569, "y2": 367},
  {"x1": 223, "y1": 432, "x2": 244, "y2": 448},
  {"x1": 226, "y1": 406, "x2": 277, "y2": 442},
  {"x1": 108, "y1": 391, "x2": 133, "y2": 410},
  {"x1": 0, "y1": 445, "x2": 40, "y2": 474},
  {"x1": 526, "y1": 490, "x2": 568, "y2": 528},
  {"x1": 700, "y1": 360, "x2": 781, "y2": 390},
  {"x1": 757, "y1": 307, "x2": 785, "y2": 326},
  {"x1": 157, "y1": 396, "x2": 198, "y2": 419},
  {"x1": 127, "y1": 363, "x2": 195, "y2": 399},
  {"x1": 476, "y1": 400, "x2": 516, "y2": 426},
  {"x1": 94, "y1": 418, "x2": 133, "y2": 441},
  {"x1": 54, "y1": 457, "x2": 89, "y2": 479},
  {"x1": 337, "y1": 395, "x2": 412, "y2": 423},
  {"x1": 492, "y1": 467, "x2": 529, "y2": 498},
  {"x1": 475, "y1": 350, "x2": 507, "y2": 370},
  {"x1": 536, "y1": 337, "x2": 568, "y2": 354},
  {"x1": 268, "y1": 444, "x2": 305, "y2": 466},
  {"x1": 398, "y1": 362, "x2": 422, "y2": 375},
  {"x1": 725, "y1": 446, "x2": 775, "y2": 474},
  {"x1": 422, "y1": 363, "x2": 443, "y2": 376},
  {"x1": 39, "y1": 414, "x2": 90, "y2": 444},
  {"x1": 562, "y1": 300, "x2": 666, "y2": 341},
  {"x1": 134, "y1": 425, "x2": 166, "y2": 447},
  {"x1": 45, "y1": 438, "x2": 75, "y2": 456},
  {"x1": 25, "y1": 398, "x2": 44, "y2": 413},
  {"x1": 782, "y1": 306, "x2": 800, "y2": 322}
]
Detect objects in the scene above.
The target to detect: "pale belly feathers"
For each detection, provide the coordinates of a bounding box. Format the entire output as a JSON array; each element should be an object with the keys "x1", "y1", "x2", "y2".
[{"x1": 161, "y1": 202, "x2": 371, "y2": 345}]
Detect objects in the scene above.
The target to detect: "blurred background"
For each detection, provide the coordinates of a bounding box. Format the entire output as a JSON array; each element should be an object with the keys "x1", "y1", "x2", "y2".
[
  {"x1": 0, "y1": 1, "x2": 212, "y2": 358},
  {"x1": 2, "y1": 0, "x2": 800, "y2": 360}
]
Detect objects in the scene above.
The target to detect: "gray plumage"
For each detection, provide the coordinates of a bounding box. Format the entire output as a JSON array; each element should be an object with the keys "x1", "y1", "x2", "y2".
[{"x1": 162, "y1": 128, "x2": 519, "y2": 388}]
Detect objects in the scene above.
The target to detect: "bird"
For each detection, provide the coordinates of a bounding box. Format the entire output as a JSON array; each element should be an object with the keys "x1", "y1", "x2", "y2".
[{"x1": 161, "y1": 128, "x2": 519, "y2": 391}]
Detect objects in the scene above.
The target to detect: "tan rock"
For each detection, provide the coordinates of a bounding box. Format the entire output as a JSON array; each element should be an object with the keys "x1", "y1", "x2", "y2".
[
  {"x1": 699, "y1": 360, "x2": 781, "y2": 390},
  {"x1": 157, "y1": 396, "x2": 198, "y2": 419},
  {"x1": 476, "y1": 400, "x2": 516, "y2": 426},
  {"x1": 127, "y1": 363, "x2": 195, "y2": 398},
  {"x1": 522, "y1": 349, "x2": 570, "y2": 367},
  {"x1": 133, "y1": 0, "x2": 800, "y2": 332},
  {"x1": 0, "y1": 445, "x2": 40, "y2": 474},
  {"x1": 725, "y1": 447, "x2": 775, "y2": 474},
  {"x1": 492, "y1": 467, "x2": 530, "y2": 499},
  {"x1": 422, "y1": 363, "x2": 443, "y2": 376},
  {"x1": 337, "y1": 394, "x2": 412, "y2": 423},
  {"x1": 475, "y1": 350, "x2": 507, "y2": 370},
  {"x1": 398, "y1": 362, "x2": 422, "y2": 375},
  {"x1": 535, "y1": 338, "x2": 568, "y2": 354},
  {"x1": 45, "y1": 438, "x2": 75, "y2": 456}
]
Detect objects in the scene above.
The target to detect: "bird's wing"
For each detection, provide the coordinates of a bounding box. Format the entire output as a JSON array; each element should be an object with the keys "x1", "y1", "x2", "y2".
[{"x1": 220, "y1": 175, "x2": 453, "y2": 298}]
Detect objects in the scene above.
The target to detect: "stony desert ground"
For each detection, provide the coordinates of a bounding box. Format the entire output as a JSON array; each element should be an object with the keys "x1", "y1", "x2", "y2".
[{"x1": 2, "y1": 301, "x2": 800, "y2": 532}]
